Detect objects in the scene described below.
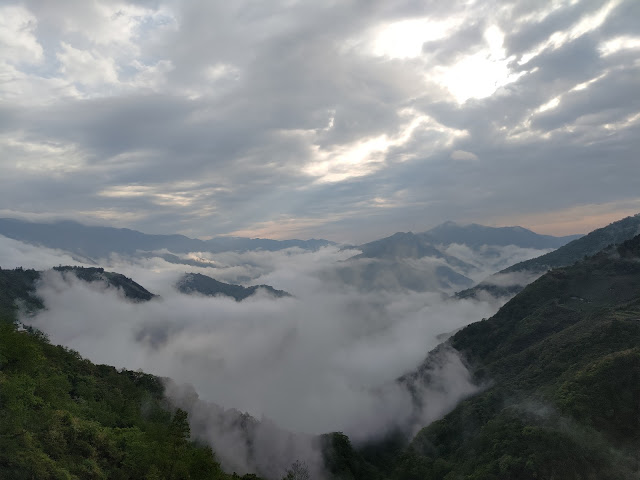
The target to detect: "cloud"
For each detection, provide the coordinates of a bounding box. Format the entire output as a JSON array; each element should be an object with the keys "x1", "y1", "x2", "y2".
[
  {"x1": 8, "y1": 240, "x2": 506, "y2": 474},
  {"x1": 0, "y1": 234, "x2": 90, "y2": 269},
  {"x1": 0, "y1": 0, "x2": 637, "y2": 243},
  {"x1": 57, "y1": 42, "x2": 119, "y2": 88},
  {"x1": 450, "y1": 150, "x2": 479, "y2": 162},
  {"x1": 0, "y1": 4, "x2": 43, "y2": 65}
]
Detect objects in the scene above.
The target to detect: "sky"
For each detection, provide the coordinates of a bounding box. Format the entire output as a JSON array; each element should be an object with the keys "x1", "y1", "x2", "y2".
[{"x1": 1, "y1": 0, "x2": 639, "y2": 243}]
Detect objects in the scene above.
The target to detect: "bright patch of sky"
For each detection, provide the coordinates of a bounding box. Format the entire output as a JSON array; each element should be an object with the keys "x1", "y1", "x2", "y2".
[
  {"x1": 371, "y1": 17, "x2": 463, "y2": 59},
  {"x1": 436, "y1": 26, "x2": 527, "y2": 103}
]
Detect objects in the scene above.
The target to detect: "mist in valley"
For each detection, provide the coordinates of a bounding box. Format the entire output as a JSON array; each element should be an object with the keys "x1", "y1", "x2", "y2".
[{"x1": 1, "y1": 233, "x2": 552, "y2": 475}]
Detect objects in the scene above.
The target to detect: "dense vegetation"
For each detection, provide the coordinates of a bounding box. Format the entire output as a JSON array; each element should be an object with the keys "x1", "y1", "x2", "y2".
[
  {"x1": 177, "y1": 272, "x2": 291, "y2": 301},
  {"x1": 384, "y1": 234, "x2": 640, "y2": 479},
  {"x1": 0, "y1": 315, "x2": 244, "y2": 479},
  {"x1": 0, "y1": 267, "x2": 43, "y2": 319}
]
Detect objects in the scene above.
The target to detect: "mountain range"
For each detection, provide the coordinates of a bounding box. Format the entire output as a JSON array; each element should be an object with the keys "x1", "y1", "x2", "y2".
[
  {"x1": 0, "y1": 218, "x2": 333, "y2": 260},
  {"x1": 423, "y1": 221, "x2": 582, "y2": 249},
  {"x1": 2, "y1": 215, "x2": 640, "y2": 478},
  {"x1": 332, "y1": 223, "x2": 581, "y2": 294},
  {"x1": 0, "y1": 217, "x2": 582, "y2": 295}
]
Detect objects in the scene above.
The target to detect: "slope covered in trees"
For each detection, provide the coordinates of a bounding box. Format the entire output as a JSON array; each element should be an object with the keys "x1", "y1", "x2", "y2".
[
  {"x1": 0, "y1": 266, "x2": 156, "y2": 317},
  {"x1": 0, "y1": 268, "x2": 265, "y2": 479},
  {"x1": 53, "y1": 266, "x2": 156, "y2": 301},
  {"x1": 0, "y1": 314, "x2": 272, "y2": 479},
  {"x1": 385, "y1": 234, "x2": 640, "y2": 479}
]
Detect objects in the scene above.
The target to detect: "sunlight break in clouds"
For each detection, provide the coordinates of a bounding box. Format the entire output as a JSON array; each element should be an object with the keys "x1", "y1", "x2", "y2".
[
  {"x1": 371, "y1": 17, "x2": 464, "y2": 59},
  {"x1": 437, "y1": 25, "x2": 527, "y2": 103},
  {"x1": 305, "y1": 109, "x2": 468, "y2": 183}
]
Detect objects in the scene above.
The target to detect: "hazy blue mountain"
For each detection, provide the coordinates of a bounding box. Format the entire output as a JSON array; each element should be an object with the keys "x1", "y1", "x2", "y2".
[
  {"x1": 0, "y1": 218, "x2": 334, "y2": 260},
  {"x1": 328, "y1": 258, "x2": 474, "y2": 293},
  {"x1": 457, "y1": 213, "x2": 640, "y2": 300},
  {"x1": 176, "y1": 272, "x2": 291, "y2": 301},
  {"x1": 338, "y1": 232, "x2": 475, "y2": 293},
  {"x1": 423, "y1": 221, "x2": 582, "y2": 249},
  {"x1": 354, "y1": 231, "x2": 477, "y2": 273},
  {"x1": 341, "y1": 222, "x2": 578, "y2": 294},
  {"x1": 352, "y1": 223, "x2": 580, "y2": 274}
]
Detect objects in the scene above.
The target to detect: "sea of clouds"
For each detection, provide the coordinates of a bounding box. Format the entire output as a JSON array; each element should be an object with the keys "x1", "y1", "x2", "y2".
[{"x1": 0, "y1": 234, "x2": 547, "y2": 477}]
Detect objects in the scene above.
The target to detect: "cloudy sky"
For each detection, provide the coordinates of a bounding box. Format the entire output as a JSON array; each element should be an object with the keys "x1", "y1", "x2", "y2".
[{"x1": 1, "y1": 0, "x2": 639, "y2": 243}]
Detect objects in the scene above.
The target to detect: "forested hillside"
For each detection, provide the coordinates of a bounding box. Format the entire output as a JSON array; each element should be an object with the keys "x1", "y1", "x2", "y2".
[
  {"x1": 387, "y1": 234, "x2": 640, "y2": 479},
  {"x1": 0, "y1": 316, "x2": 272, "y2": 479},
  {"x1": 0, "y1": 270, "x2": 267, "y2": 479}
]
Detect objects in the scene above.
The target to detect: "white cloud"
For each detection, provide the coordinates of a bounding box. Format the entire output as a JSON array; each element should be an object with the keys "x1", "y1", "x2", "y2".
[
  {"x1": 450, "y1": 149, "x2": 479, "y2": 161},
  {"x1": 599, "y1": 35, "x2": 640, "y2": 56},
  {"x1": 16, "y1": 243, "x2": 499, "y2": 442},
  {"x1": 519, "y1": 0, "x2": 624, "y2": 65},
  {"x1": 0, "y1": 0, "x2": 637, "y2": 242},
  {"x1": 370, "y1": 17, "x2": 464, "y2": 59},
  {"x1": 57, "y1": 42, "x2": 119, "y2": 88},
  {"x1": 0, "y1": 5, "x2": 43, "y2": 65},
  {"x1": 305, "y1": 110, "x2": 468, "y2": 183},
  {"x1": 0, "y1": 235, "x2": 88, "y2": 270}
]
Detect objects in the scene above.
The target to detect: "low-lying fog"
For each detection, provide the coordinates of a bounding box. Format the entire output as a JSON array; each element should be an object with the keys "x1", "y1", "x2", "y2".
[{"x1": 1, "y1": 234, "x2": 547, "y2": 475}]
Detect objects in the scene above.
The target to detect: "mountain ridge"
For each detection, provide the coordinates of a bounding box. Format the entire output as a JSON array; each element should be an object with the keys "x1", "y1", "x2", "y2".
[
  {"x1": 0, "y1": 218, "x2": 334, "y2": 260},
  {"x1": 424, "y1": 221, "x2": 582, "y2": 249},
  {"x1": 457, "y1": 213, "x2": 640, "y2": 300},
  {"x1": 176, "y1": 272, "x2": 291, "y2": 301}
]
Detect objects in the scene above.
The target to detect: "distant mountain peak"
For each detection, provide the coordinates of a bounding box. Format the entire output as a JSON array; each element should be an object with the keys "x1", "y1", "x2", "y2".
[{"x1": 423, "y1": 221, "x2": 581, "y2": 249}]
